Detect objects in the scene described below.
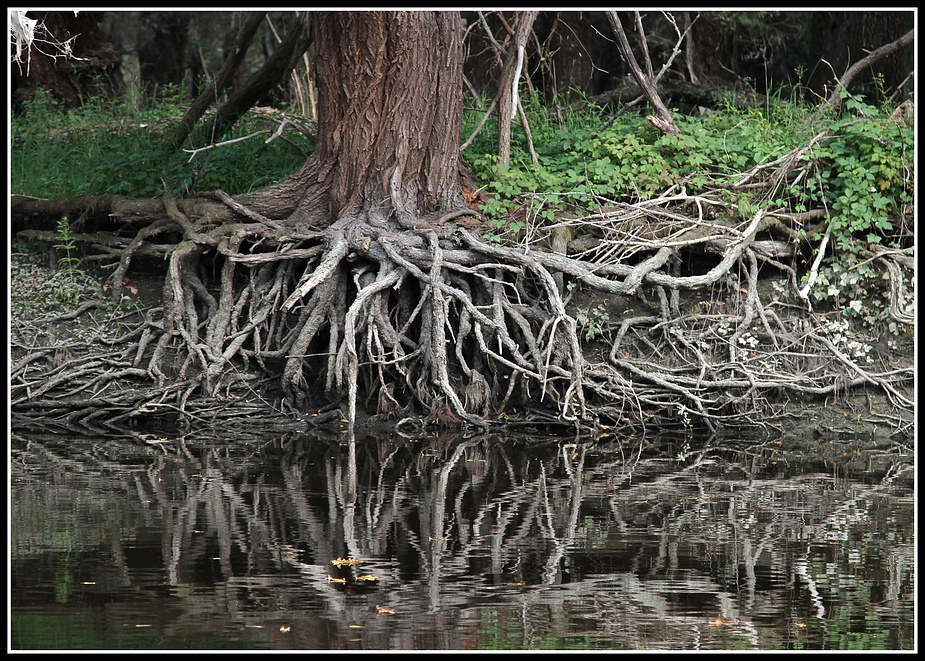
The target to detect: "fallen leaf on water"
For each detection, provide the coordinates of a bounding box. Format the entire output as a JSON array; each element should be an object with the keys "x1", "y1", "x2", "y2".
[
  {"x1": 349, "y1": 624, "x2": 363, "y2": 629},
  {"x1": 376, "y1": 605, "x2": 395, "y2": 615},
  {"x1": 355, "y1": 574, "x2": 378, "y2": 582},
  {"x1": 327, "y1": 576, "x2": 347, "y2": 583},
  {"x1": 331, "y1": 557, "x2": 360, "y2": 567},
  {"x1": 280, "y1": 626, "x2": 291, "y2": 632}
]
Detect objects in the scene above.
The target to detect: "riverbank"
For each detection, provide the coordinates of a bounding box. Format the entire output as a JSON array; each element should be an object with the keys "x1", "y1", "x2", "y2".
[{"x1": 8, "y1": 244, "x2": 915, "y2": 440}]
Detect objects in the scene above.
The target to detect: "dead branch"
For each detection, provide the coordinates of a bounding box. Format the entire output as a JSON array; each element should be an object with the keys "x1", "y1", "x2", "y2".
[
  {"x1": 824, "y1": 28, "x2": 915, "y2": 107},
  {"x1": 606, "y1": 11, "x2": 680, "y2": 134}
]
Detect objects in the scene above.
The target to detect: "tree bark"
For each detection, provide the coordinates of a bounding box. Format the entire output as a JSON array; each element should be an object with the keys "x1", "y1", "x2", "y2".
[
  {"x1": 263, "y1": 11, "x2": 467, "y2": 226},
  {"x1": 328, "y1": 11, "x2": 461, "y2": 218}
]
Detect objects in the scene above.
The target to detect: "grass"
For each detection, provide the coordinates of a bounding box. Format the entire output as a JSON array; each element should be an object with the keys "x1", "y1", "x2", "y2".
[{"x1": 10, "y1": 87, "x2": 313, "y2": 200}]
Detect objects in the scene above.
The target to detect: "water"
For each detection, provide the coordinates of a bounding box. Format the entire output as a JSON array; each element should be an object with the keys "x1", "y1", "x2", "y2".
[{"x1": 9, "y1": 428, "x2": 915, "y2": 651}]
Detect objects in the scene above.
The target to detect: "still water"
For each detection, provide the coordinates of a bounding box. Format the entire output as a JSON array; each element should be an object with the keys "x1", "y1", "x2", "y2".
[{"x1": 9, "y1": 428, "x2": 915, "y2": 651}]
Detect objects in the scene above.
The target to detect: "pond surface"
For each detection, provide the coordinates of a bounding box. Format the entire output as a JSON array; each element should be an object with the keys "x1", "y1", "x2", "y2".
[{"x1": 9, "y1": 427, "x2": 915, "y2": 651}]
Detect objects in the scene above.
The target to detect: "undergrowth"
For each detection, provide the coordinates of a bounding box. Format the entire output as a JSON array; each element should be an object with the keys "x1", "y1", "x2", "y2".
[
  {"x1": 462, "y1": 88, "x2": 913, "y2": 253},
  {"x1": 11, "y1": 86, "x2": 312, "y2": 199}
]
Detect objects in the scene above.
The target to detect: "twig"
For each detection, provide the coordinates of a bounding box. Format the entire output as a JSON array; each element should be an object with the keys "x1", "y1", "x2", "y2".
[
  {"x1": 797, "y1": 226, "x2": 831, "y2": 307},
  {"x1": 211, "y1": 189, "x2": 284, "y2": 230},
  {"x1": 32, "y1": 301, "x2": 105, "y2": 325},
  {"x1": 183, "y1": 130, "x2": 270, "y2": 161},
  {"x1": 461, "y1": 98, "x2": 498, "y2": 151}
]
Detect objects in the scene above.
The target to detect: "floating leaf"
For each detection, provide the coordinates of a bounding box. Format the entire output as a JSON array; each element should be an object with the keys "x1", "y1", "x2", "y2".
[{"x1": 331, "y1": 557, "x2": 360, "y2": 567}]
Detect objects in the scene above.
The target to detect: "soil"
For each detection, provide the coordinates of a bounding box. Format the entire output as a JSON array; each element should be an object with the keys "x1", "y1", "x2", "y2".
[{"x1": 8, "y1": 244, "x2": 915, "y2": 441}]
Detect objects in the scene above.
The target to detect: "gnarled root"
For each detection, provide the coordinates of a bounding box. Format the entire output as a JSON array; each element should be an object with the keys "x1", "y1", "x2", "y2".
[{"x1": 10, "y1": 191, "x2": 914, "y2": 436}]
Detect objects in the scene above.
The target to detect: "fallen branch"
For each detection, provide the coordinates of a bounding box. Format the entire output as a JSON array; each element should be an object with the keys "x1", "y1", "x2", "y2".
[{"x1": 823, "y1": 28, "x2": 915, "y2": 108}]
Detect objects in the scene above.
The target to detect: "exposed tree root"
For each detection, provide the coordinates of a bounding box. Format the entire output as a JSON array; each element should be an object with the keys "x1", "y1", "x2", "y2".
[{"x1": 10, "y1": 183, "x2": 914, "y2": 437}]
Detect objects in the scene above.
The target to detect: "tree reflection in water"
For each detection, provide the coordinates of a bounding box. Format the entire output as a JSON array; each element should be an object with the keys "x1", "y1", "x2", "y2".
[{"x1": 9, "y1": 429, "x2": 914, "y2": 650}]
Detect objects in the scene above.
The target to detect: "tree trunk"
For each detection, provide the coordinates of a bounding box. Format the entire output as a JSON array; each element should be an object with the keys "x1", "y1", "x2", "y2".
[{"x1": 245, "y1": 11, "x2": 467, "y2": 228}]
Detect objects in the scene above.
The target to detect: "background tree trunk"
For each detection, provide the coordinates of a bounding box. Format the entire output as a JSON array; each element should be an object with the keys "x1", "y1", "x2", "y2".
[
  {"x1": 191, "y1": 12, "x2": 311, "y2": 148},
  {"x1": 495, "y1": 11, "x2": 538, "y2": 167},
  {"x1": 169, "y1": 11, "x2": 267, "y2": 149}
]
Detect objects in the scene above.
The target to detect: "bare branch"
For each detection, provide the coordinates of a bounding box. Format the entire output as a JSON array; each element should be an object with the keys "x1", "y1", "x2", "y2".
[
  {"x1": 828, "y1": 29, "x2": 915, "y2": 105},
  {"x1": 606, "y1": 11, "x2": 680, "y2": 134}
]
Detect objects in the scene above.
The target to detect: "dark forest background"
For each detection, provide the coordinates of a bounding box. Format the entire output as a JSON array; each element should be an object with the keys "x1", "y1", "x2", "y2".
[{"x1": 12, "y1": 11, "x2": 915, "y2": 115}]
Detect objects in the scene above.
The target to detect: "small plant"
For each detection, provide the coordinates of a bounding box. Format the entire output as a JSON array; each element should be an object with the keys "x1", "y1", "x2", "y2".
[
  {"x1": 54, "y1": 215, "x2": 83, "y2": 277},
  {"x1": 574, "y1": 303, "x2": 610, "y2": 341},
  {"x1": 807, "y1": 250, "x2": 911, "y2": 338},
  {"x1": 823, "y1": 318, "x2": 873, "y2": 363}
]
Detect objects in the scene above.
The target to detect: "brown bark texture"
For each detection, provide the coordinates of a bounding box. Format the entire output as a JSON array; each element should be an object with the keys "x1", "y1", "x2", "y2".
[{"x1": 243, "y1": 11, "x2": 468, "y2": 227}]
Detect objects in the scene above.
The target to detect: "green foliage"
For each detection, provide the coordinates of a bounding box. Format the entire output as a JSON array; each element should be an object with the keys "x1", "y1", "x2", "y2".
[
  {"x1": 462, "y1": 88, "x2": 912, "y2": 246},
  {"x1": 54, "y1": 215, "x2": 83, "y2": 278},
  {"x1": 10, "y1": 88, "x2": 312, "y2": 199},
  {"x1": 810, "y1": 90, "x2": 913, "y2": 249},
  {"x1": 466, "y1": 92, "x2": 792, "y2": 229}
]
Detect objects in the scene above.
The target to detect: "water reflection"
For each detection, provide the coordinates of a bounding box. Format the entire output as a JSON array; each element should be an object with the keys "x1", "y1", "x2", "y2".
[{"x1": 9, "y1": 429, "x2": 914, "y2": 650}]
